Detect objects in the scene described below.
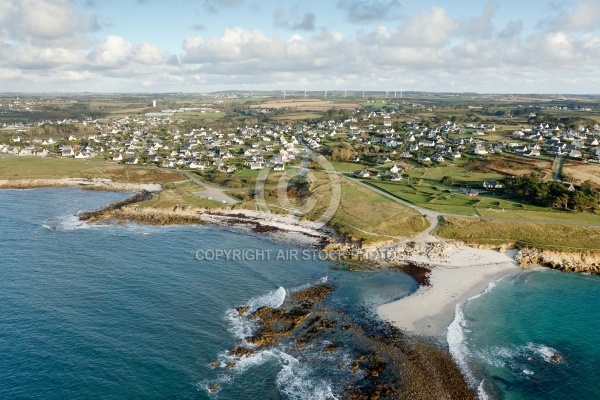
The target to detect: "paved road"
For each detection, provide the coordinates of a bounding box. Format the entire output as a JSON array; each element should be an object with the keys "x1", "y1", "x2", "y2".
[{"x1": 553, "y1": 155, "x2": 565, "y2": 181}]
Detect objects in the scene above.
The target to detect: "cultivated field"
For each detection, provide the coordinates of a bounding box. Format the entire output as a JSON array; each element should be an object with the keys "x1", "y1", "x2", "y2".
[{"x1": 252, "y1": 98, "x2": 360, "y2": 111}]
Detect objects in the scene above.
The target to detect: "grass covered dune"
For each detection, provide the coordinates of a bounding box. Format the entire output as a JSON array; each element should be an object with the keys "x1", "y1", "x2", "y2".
[{"x1": 436, "y1": 216, "x2": 600, "y2": 251}]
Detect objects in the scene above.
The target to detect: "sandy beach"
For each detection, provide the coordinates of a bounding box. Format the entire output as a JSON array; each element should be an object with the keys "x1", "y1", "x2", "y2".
[{"x1": 378, "y1": 243, "x2": 523, "y2": 337}]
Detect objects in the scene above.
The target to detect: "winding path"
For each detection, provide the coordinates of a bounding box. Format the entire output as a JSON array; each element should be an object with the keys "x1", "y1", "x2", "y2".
[{"x1": 343, "y1": 175, "x2": 442, "y2": 242}]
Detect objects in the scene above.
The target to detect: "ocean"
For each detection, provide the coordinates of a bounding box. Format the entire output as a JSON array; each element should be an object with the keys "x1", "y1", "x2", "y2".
[
  {"x1": 0, "y1": 188, "x2": 418, "y2": 399},
  {"x1": 453, "y1": 270, "x2": 600, "y2": 399},
  {"x1": 2, "y1": 188, "x2": 598, "y2": 399}
]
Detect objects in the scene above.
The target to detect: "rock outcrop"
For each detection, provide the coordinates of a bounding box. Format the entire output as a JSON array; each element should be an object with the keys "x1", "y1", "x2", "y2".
[{"x1": 515, "y1": 248, "x2": 600, "y2": 274}]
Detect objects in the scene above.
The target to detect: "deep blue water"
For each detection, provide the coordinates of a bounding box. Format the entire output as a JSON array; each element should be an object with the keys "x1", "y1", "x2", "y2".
[
  {"x1": 456, "y1": 270, "x2": 600, "y2": 399},
  {"x1": 0, "y1": 188, "x2": 416, "y2": 399}
]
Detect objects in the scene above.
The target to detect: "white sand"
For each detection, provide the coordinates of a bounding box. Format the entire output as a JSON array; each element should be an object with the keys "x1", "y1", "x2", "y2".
[
  {"x1": 198, "y1": 208, "x2": 328, "y2": 246},
  {"x1": 377, "y1": 244, "x2": 522, "y2": 337}
]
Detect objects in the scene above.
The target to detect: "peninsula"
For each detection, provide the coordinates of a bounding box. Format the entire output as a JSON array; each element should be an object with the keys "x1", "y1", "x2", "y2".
[{"x1": 3, "y1": 91, "x2": 600, "y2": 398}]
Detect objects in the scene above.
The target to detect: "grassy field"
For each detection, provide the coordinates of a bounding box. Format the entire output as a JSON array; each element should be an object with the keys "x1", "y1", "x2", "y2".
[
  {"x1": 436, "y1": 216, "x2": 600, "y2": 250},
  {"x1": 361, "y1": 101, "x2": 400, "y2": 109},
  {"x1": 271, "y1": 112, "x2": 323, "y2": 121},
  {"x1": 230, "y1": 169, "x2": 428, "y2": 244},
  {"x1": 253, "y1": 98, "x2": 360, "y2": 111},
  {"x1": 369, "y1": 180, "x2": 600, "y2": 223},
  {"x1": 404, "y1": 163, "x2": 506, "y2": 185},
  {"x1": 177, "y1": 112, "x2": 226, "y2": 120},
  {"x1": 0, "y1": 156, "x2": 183, "y2": 183},
  {"x1": 331, "y1": 161, "x2": 365, "y2": 173},
  {"x1": 562, "y1": 160, "x2": 600, "y2": 186},
  {"x1": 136, "y1": 181, "x2": 225, "y2": 209},
  {"x1": 290, "y1": 172, "x2": 427, "y2": 244},
  {"x1": 327, "y1": 177, "x2": 428, "y2": 245}
]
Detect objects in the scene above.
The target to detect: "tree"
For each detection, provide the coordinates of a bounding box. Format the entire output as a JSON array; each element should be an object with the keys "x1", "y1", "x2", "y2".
[
  {"x1": 441, "y1": 176, "x2": 454, "y2": 185},
  {"x1": 581, "y1": 180, "x2": 595, "y2": 195}
]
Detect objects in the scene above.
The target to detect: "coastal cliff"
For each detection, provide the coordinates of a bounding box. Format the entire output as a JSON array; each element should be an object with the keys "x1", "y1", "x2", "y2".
[{"x1": 515, "y1": 248, "x2": 600, "y2": 274}]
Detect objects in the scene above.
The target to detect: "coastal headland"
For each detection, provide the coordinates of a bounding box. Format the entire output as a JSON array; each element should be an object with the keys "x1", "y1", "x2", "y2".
[{"x1": 3, "y1": 92, "x2": 600, "y2": 398}]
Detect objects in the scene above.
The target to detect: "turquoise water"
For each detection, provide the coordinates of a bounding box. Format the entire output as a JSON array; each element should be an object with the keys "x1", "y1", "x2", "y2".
[
  {"x1": 457, "y1": 271, "x2": 600, "y2": 399},
  {"x1": 0, "y1": 188, "x2": 416, "y2": 399}
]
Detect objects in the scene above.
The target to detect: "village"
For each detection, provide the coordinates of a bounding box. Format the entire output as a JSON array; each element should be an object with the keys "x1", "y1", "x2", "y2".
[{"x1": 2, "y1": 96, "x2": 600, "y2": 188}]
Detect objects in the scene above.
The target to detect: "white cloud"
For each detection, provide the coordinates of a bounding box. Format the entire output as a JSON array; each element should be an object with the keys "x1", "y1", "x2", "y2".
[
  {"x1": 3, "y1": 2, "x2": 600, "y2": 93},
  {"x1": 16, "y1": 44, "x2": 86, "y2": 69},
  {"x1": 560, "y1": 1, "x2": 600, "y2": 32},
  {"x1": 132, "y1": 42, "x2": 165, "y2": 65},
  {"x1": 2, "y1": 0, "x2": 86, "y2": 41},
  {"x1": 399, "y1": 7, "x2": 458, "y2": 47},
  {"x1": 181, "y1": 28, "x2": 352, "y2": 75},
  {"x1": 461, "y1": 1, "x2": 499, "y2": 38},
  {"x1": 88, "y1": 35, "x2": 133, "y2": 67}
]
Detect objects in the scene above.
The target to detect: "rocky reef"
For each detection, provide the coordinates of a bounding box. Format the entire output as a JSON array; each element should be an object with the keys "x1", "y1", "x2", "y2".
[
  {"x1": 77, "y1": 192, "x2": 206, "y2": 226},
  {"x1": 210, "y1": 283, "x2": 475, "y2": 399}
]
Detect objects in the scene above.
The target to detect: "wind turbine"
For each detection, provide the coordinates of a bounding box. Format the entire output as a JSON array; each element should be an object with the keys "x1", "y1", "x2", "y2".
[
  {"x1": 394, "y1": 91, "x2": 397, "y2": 98},
  {"x1": 385, "y1": 91, "x2": 389, "y2": 99},
  {"x1": 325, "y1": 90, "x2": 327, "y2": 99},
  {"x1": 283, "y1": 90, "x2": 286, "y2": 99},
  {"x1": 304, "y1": 90, "x2": 307, "y2": 99},
  {"x1": 344, "y1": 90, "x2": 347, "y2": 98},
  {"x1": 362, "y1": 91, "x2": 365, "y2": 99}
]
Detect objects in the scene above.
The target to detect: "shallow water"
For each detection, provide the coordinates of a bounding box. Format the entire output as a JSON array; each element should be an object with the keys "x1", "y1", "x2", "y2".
[{"x1": 455, "y1": 270, "x2": 600, "y2": 399}]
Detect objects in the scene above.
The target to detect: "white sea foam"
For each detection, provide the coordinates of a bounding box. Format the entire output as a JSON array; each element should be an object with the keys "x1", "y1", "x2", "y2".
[
  {"x1": 473, "y1": 344, "x2": 526, "y2": 368},
  {"x1": 43, "y1": 214, "x2": 150, "y2": 233},
  {"x1": 447, "y1": 281, "x2": 498, "y2": 398},
  {"x1": 197, "y1": 373, "x2": 232, "y2": 395},
  {"x1": 229, "y1": 348, "x2": 281, "y2": 372},
  {"x1": 210, "y1": 346, "x2": 337, "y2": 399},
  {"x1": 289, "y1": 276, "x2": 328, "y2": 293},
  {"x1": 217, "y1": 282, "x2": 339, "y2": 398},
  {"x1": 44, "y1": 215, "x2": 94, "y2": 231},
  {"x1": 468, "y1": 341, "x2": 561, "y2": 392},
  {"x1": 276, "y1": 350, "x2": 337, "y2": 400},
  {"x1": 527, "y1": 343, "x2": 559, "y2": 363},
  {"x1": 248, "y1": 286, "x2": 287, "y2": 310},
  {"x1": 477, "y1": 381, "x2": 490, "y2": 400},
  {"x1": 224, "y1": 286, "x2": 287, "y2": 344}
]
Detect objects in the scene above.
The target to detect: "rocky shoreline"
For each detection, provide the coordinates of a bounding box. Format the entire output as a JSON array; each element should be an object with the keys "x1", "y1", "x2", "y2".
[
  {"x1": 0, "y1": 178, "x2": 162, "y2": 193},
  {"x1": 515, "y1": 247, "x2": 600, "y2": 274},
  {"x1": 10, "y1": 184, "x2": 600, "y2": 398},
  {"x1": 76, "y1": 198, "x2": 331, "y2": 246},
  {"x1": 211, "y1": 282, "x2": 476, "y2": 399},
  {"x1": 9, "y1": 182, "x2": 600, "y2": 276},
  {"x1": 470, "y1": 243, "x2": 600, "y2": 275}
]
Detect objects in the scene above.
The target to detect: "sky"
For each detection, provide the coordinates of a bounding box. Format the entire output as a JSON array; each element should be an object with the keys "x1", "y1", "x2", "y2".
[{"x1": 1, "y1": 0, "x2": 600, "y2": 93}]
